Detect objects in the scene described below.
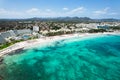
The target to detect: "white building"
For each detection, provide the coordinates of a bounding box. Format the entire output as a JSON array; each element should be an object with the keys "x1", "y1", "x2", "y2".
[
  {"x1": 33, "y1": 26, "x2": 39, "y2": 32},
  {"x1": 0, "y1": 29, "x2": 33, "y2": 44},
  {"x1": 8, "y1": 30, "x2": 16, "y2": 37},
  {"x1": 0, "y1": 35, "x2": 6, "y2": 44}
]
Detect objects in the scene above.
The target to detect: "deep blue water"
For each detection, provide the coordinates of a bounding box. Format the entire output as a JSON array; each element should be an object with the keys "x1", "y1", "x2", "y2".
[{"x1": 0, "y1": 34, "x2": 120, "y2": 80}]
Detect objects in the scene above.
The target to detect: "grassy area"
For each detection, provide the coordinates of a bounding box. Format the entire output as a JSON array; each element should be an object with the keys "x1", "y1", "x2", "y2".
[
  {"x1": 88, "y1": 29, "x2": 107, "y2": 33},
  {"x1": 0, "y1": 40, "x2": 24, "y2": 50},
  {"x1": 0, "y1": 36, "x2": 38, "y2": 50}
]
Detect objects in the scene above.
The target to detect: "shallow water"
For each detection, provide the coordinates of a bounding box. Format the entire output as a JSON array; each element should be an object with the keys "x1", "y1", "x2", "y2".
[{"x1": 0, "y1": 34, "x2": 120, "y2": 80}]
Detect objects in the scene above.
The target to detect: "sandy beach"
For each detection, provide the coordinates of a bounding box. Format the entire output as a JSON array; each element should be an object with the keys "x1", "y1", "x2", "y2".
[{"x1": 0, "y1": 32, "x2": 120, "y2": 57}]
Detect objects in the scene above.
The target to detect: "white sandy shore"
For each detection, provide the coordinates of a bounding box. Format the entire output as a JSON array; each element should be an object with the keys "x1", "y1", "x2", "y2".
[{"x1": 0, "y1": 32, "x2": 120, "y2": 57}]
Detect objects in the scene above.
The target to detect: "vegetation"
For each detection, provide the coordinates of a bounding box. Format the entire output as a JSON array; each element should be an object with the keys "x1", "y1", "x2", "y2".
[
  {"x1": 0, "y1": 17, "x2": 119, "y2": 32},
  {"x1": 88, "y1": 29, "x2": 107, "y2": 33},
  {"x1": 46, "y1": 31, "x2": 74, "y2": 36},
  {"x1": 0, "y1": 39, "x2": 24, "y2": 50},
  {"x1": 0, "y1": 35, "x2": 40, "y2": 50},
  {"x1": 51, "y1": 26, "x2": 61, "y2": 30},
  {"x1": 0, "y1": 18, "x2": 120, "y2": 50},
  {"x1": 110, "y1": 26, "x2": 120, "y2": 30}
]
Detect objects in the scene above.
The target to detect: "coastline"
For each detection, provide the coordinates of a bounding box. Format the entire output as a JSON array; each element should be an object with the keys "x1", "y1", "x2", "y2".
[{"x1": 0, "y1": 32, "x2": 120, "y2": 57}]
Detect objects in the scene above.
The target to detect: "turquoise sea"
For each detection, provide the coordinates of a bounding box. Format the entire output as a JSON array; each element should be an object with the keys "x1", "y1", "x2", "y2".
[{"x1": 0, "y1": 34, "x2": 120, "y2": 80}]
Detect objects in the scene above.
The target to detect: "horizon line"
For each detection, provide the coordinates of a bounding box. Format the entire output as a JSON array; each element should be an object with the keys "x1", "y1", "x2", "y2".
[{"x1": 0, "y1": 17, "x2": 120, "y2": 20}]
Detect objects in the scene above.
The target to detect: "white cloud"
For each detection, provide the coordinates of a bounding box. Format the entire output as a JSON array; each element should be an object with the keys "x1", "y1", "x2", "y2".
[
  {"x1": 0, "y1": 8, "x2": 8, "y2": 15},
  {"x1": 26, "y1": 8, "x2": 40, "y2": 14},
  {"x1": 63, "y1": 8, "x2": 69, "y2": 11},
  {"x1": 0, "y1": 8, "x2": 23, "y2": 16},
  {"x1": 46, "y1": 9, "x2": 51, "y2": 12},
  {"x1": 93, "y1": 7, "x2": 110, "y2": 15},
  {"x1": 92, "y1": 7, "x2": 118, "y2": 18},
  {"x1": 0, "y1": 7, "x2": 86, "y2": 18},
  {"x1": 70, "y1": 7, "x2": 85, "y2": 14},
  {"x1": 26, "y1": 8, "x2": 56, "y2": 17},
  {"x1": 0, "y1": 7, "x2": 119, "y2": 18},
  {"x1": 109, "y1": 12, "x2": 118, "y2": 15}
]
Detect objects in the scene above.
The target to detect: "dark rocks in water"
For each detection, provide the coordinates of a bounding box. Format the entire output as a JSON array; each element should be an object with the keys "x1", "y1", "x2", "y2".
[
  {"x1": 0, "y1": 75, "x2": 3, "y2": 80},
  {"x1": 33, "y1": 49, "x2": 40, "y2": 52},
  {"x1": 54, "y1": 40, "x2": 65, "y2": 46},
  {"x1": 15, "y1": 48, "x2": 24, "y2": 53},
  {"x1": 0, "y1": 57, "x2": 4, "y2": 64},
  {"x1": 8, "y1": 48, "x2": 24, "y2": 56},
  {"x1": 54, "y1": 41, "x2": 61, "y2": 46},
  {"x1": 34, "y1": 49, "x2": 50, "y2": 53}
]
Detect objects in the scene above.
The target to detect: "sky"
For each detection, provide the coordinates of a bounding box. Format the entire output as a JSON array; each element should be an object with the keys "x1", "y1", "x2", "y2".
[{"x1": 0, "y1": 0, "x2": 120, "y2": 19}]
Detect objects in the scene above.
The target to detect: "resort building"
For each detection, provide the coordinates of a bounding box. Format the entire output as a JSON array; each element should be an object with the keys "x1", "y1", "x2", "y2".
[
  {"x1": 0, "y1": 35, "x2": 6, "y2": 44},
  {"x1": 33, "y1": 26, "x2": 39, "y2": 32},
  {"x1": 76, "y1": 23, "x2": 98, "y2": 29},
  {"x1": 8, "y1": 30, "x2": 16, "y2": 37},
  {"x1": 14, "y1": 29, "x2": 32, "y2": 36},
  {"x1": 0, "y1": 31, "x2": 11, "y2": 39},
  {"x1": 0, "y1": 29, "x2": 33, "y2": 44},
  {"x1": 97, "y1": 25, "x2": 109, "y2": 30}
]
